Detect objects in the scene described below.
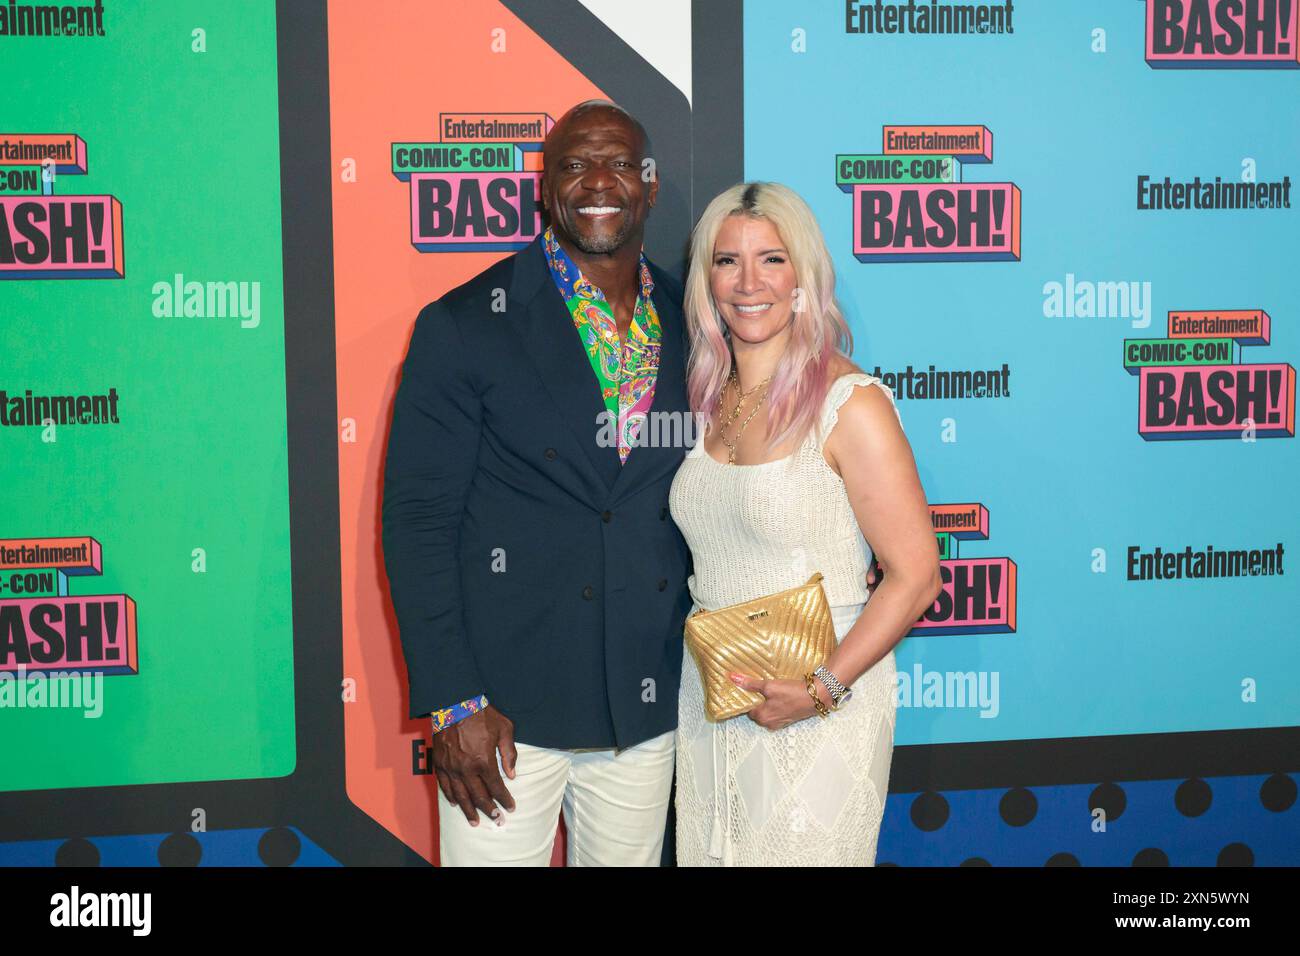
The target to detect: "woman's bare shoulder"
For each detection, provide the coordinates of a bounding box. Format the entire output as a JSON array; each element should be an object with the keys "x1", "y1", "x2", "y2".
[{"x1": 828, "y1": 355, "x2": 866, "y2": 378}]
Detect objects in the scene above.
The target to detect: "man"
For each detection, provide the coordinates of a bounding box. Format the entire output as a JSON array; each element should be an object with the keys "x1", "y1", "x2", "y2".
[{"x1": 381, "y1": 100, "x2": 693, "y2": 866}]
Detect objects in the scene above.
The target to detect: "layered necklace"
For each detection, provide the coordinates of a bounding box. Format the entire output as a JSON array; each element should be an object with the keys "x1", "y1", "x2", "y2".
[{"x1": 717, "y1": 367, "x2": 773, "y2": 465}]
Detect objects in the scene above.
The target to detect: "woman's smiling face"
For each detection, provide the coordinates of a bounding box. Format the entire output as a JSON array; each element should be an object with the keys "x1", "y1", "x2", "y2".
[{"x1": 709, "y1": 214, "x2": 798, "y2": 346}]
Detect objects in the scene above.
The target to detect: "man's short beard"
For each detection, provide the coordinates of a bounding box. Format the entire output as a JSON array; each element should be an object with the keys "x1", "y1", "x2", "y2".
[{"x1": 566, "y1": 215, "x2": 632, "y2": 254}]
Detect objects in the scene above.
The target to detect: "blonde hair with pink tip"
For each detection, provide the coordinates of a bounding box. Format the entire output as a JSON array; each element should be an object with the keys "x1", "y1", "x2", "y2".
[{"x1": 684, "y1": 181, "x2": 854, "y2": 456}]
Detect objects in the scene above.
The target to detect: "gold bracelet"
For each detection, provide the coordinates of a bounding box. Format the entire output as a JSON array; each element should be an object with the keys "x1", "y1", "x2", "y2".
[{"x1": 804, "y1": 673, "x2": 831, "y2": 718}]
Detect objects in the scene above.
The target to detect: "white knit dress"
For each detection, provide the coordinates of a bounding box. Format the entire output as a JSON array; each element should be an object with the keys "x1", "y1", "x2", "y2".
[{"x1": 669, "y1": 372, "x2": 902, "y2": 866}]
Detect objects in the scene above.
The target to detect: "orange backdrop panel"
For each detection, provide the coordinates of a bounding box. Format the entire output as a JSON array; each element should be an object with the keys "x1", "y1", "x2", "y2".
[{"x1": 327, "y1": 0, "x2": 604, "y2": 865}]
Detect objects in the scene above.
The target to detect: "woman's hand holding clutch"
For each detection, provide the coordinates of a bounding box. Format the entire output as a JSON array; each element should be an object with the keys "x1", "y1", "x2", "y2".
[{"x1": 727, "y1": 671, "x2": 833, "y2": 731}]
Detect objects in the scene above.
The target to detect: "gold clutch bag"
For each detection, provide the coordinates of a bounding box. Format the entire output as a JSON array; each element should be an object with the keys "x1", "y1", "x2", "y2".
[{"x1": 684, "y1": 572, "x2": 836, "y2": 721}]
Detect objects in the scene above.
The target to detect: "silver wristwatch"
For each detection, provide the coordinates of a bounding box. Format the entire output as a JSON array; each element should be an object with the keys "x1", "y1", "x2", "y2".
[{"x1": 813, "y1": 665, "x2": 852, "y2": 709}]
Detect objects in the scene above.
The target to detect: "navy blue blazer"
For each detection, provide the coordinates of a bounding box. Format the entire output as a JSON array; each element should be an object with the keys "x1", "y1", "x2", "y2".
[{"x1": 381, "y1": 233, "x2": 694, "y2": 750}]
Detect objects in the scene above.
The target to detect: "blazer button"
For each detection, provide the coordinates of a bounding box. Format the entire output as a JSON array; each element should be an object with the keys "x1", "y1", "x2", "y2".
[
  {"x1": 657, "y1": 578, "x2": 667, "y2": 591},
  {"x1": 544, "y1": 448, "x2": 557, "y2": 460},
  {"x1": 660, "y1": 507, "x2": 668, "y2": 520},
  {"x1": 601, "y1": 510, "x2": 612, "y2": 523},
  {"x1": 582, "y1": 585, "x2": 594, "y2": 600}
]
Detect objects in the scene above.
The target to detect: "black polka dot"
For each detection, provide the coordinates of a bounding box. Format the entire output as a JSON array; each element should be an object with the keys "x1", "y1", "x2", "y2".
[
  {"x1": 960, "y1": 857, "x2": 991, "y2": 866},
  {"x1": 909, "y1": 791, "x2": 949, "y2": 832},
  {"x1": 1260, "y1": 773, "x2": 1297, "y2": 812},
  {"x1": 1088, "y1": 782, "x2": 1126, "y2": 822},
  {"x1": 1216, "y1": 843, "x2": 1254, "y2": 867},
  {"x1": 999, "y1": 787, "x2": 1037, "y2": 826},
  {"x1": 157, "y1": 832, "x2": 202, "y2": 867},
  {"x1": 1132, "y1": 847, "x2": 1169, "y2": 866},
  {"x1": 55, "y1": 838, "x2": 100, "y2": 867},
  {"x1": 1175, "y1": 778, "x2": 1212, "y2": 817},
  {"x1": 1046, "y1": 852, "x2": 1080, "y2": 866},
  {"x1": 258, "y1": 827, "x2": 301, "y2": 866}
]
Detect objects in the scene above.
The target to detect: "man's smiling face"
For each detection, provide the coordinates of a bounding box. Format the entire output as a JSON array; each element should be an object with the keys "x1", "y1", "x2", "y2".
[{"x1": 542, "y1": 107, "x2": 657, "y2": 255}]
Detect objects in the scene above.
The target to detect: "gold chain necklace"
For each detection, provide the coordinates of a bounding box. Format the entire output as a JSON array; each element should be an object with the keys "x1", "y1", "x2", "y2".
[{"x1": 718, "y1": 368, "x2": 772, "y2": 464}]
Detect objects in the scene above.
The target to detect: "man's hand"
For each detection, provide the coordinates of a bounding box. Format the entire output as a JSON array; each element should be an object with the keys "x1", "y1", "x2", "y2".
[
  {"x1": 865, "y1": 558, "x2": 884, "y2": 595},
  {"x1": 430, "y1": 705, "x2": 518, "y2": 826}
]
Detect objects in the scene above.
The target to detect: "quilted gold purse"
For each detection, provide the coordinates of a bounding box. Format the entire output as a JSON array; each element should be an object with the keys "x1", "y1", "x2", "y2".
[{"x1": 684, "y1": 572, "x2": 837, "y2": 721}]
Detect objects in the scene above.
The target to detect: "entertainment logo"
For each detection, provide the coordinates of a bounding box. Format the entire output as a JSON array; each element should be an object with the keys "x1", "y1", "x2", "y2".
[
  {"x1": 0, "y1": 0, "x2": 105, "y2": 37},
  {"x1": 1122, "y1": 307, "x2": 1295, "y2": 439},
  {"x1": 1137, "y1": 0, "x2": 1299, "y2": 68},
  {"x1": 910, "y1": 503, "x2": 1017, "y2": 636},
  {"x1": 392, "y1": 111, "x2": 550, "y2": 252},
  {"x1": 0, "y1": 133, "x2": 124, "y2": 278},
  {"x1": 0, "y1": 536, "x2": 139, "y2": 675},
  {"x1": 836, "y1": 124, "x2": 1020, "y2": 262}
]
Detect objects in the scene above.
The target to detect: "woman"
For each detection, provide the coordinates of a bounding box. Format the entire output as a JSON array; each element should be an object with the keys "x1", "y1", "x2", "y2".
[{"x1": 669, "y1": 181, "x2": 942, "y2": 866}]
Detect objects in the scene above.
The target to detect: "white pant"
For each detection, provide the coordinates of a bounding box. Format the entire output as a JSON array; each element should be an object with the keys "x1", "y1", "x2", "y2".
[{"x1": 437, "y1": 730, "x2": 676, "y2": 866}]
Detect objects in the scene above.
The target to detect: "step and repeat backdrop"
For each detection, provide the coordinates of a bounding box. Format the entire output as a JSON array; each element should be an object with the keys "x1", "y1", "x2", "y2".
[
  {"x1": 0, "y1": 0, "x2": 1295, "y2": 868},
  {"x1": 0, "y1": 0, "x2": 300, "y2": 856}
]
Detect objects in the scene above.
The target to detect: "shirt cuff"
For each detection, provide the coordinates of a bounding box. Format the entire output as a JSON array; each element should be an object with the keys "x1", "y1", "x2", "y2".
[{"x1": 429, "y1": 694, "x2": 489, "y2": 733}]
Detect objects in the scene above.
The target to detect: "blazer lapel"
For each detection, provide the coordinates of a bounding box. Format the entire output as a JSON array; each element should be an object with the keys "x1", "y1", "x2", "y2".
[
  {"x1": 510, "y1": 237, "x2": 623, "y2": 490},
  {"x1": 608, "y1": 266, "x2": 691, "y2": 503}
]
